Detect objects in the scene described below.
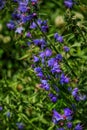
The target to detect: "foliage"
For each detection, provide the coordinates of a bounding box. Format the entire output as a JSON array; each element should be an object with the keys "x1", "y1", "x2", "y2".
[{"x1": 0, "y1": 0, "x2": 87, "y2": 130}]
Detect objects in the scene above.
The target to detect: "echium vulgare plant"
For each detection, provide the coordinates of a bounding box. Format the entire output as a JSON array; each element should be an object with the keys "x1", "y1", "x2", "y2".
[{"x1": 1, "y1": 0, "x2": 87, "y2": 129}]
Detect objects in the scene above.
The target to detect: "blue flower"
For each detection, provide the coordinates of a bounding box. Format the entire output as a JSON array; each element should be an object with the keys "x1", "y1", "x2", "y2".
[
  {"x1": 52, "y1": 110, "x2": 63, "y2": 124},
  {"x1": 33, "y1": 39, "x2": 46, "y2": 49},
  {"x1": 56, "y1": 128, "x2": 65, "y2": 130},
  {"x1": 34, "y1": 67, "x2": 44, "y2": 78},
  {"x1": 16, "y1": 122, "x2": 24, "y2": 130},
  {"x1": 26, "y1": 32, "x2": 32, "y2": 38},
  {"x1": 64, "y1": 0, "x2": 73, "y2": 8},
  {"x1": 41, "y1": 80, "x2": 50, "y2": 91},
  {"x1": 0, "y1": 0, "x2": 5, "y2": 10},
  {"x1": 51, "y1": 63, "x2": 61, "y2": 74},
  {"x1": 33, "y1": 56, "x2": 39, "y2": 62},
  {"x1": 0, "y1": 106, "x2": 3, "y2": 111},
  {"x1": 15, "y1": 27, "x2": 24, "y2": 34},
  {"x1": 64, "y1": 108, "x2": 73, "y2": 117},
  {"x1": 67, "y1": 122, "x2": 72, "y2": 128},
  {"x1": 47, "y1": 58, "x2": 56, "y2": 67},
  {"x1": 54, "y1": 33, "x2": 63, "y2": 43},
  {"x1": 48, "y1": 93, "x2": 58, "y2": 103},
  {"x1": 63, "y1": 46, "x2": 70, "y2": 52},
  {"x1": 45, "y1": 48, "x2": 52, "y2": 57},
  {"x1": 7, "y1": 21, "x2": 15, "y2": 30},
  {"x1": 18, "y1": 2, "x2": 28, "y2": 13},
  {"x1": 30, "y1": 22, "x2": 37, "y2": 29},
  {"x1": 74, "y1": 123, "x2": 83, "y2": 130},
  {"x1": 56, "y1": 54, "x2": 63, "y2": 61},
  {"x1": 60, "y1": 73, "x2": 69, "y2": 85},
  {"x1": 72, "y1": 88, "x2": 78, "y2": 97}
]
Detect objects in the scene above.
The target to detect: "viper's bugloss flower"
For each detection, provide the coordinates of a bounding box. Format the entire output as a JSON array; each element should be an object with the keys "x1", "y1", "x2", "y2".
[
  {"x1": 51, "y1": 63, "x2": 61, "y2": 74},
  {"x1": 47, "y1": 58, "x2": 56, "y2": 67},
  {"x1": 18, "y1": 2, "x2": 28, "y2": 13},
  {"x1": 56, "y1": 54, "x2": 63, "y2": 61},
  {"x1": 45, "y1": 48, "x2": 52, "y2": 57},
  {"x1": 30, "y1": 22, "x2": 37, "y2": 29},
  {"x1": 56, "y1": 128, "x2": 65, "y2": 130},
  {"x1": 0, "y1": 106, "x2": 3, "y2": 111},
  {"x1": 33, "y1": 56, "x2": 39, "y2": 62},
  {"x1": 72, "y1": 88, "x2": 78, "y2": 97},
  {"x1": 67, "y1": 122, "x2": 72, "y2": 128},
  {"x1": 48, "y1": 93, "x2": 58, "y2": 103},
  {"x1": 68, "y1": 87, "x2": 72, "y2": 92},
  {"x1": 79, "y1": 95, "x2": 86, "y2": 101},
  {"x1": 64, "y1": 108, "x2": 73, "y2": 117},
  {"x1": 40, "y1": 79, "x2": 50, "y2": 91},
  {"x1": 0, "y1": 0, "x2": 5, "y2": 10},
  {"x1": 41, "y1": 25, "x2": 49, "y2": 32},
  {"x1": 34, "y1": 67, "x2": 44, "y2": 78},
  {"x1": 7, "y1": 21, "x2": 15, "y2": 30},
  {"x1": 74, "y1": 123, "x2": 83, "y2": 130},
  {"x1": 12, "y1": 13, "x2": 21, "y2": 20},
  {"x1": 15, "y1": 27, "x2": 24, "y2": 34},
  {"x1": 60, "y1": 74, "x2": 69, "y2": 85},
  {"x1": 54, "y1": 33, "x2": 63, "y2": 43},
  {"x1": 63, "y1": 46, "x2": 70, "y2": 52},
  {"x1": 34, "y1": 67, "x2": 42, "y2": 73},
  {"x1": 64, "y1": 0, "x2": 73, "y2": 8},
  {"x1": 16, "y1": 122, "x2": 24, "y2": 130},
  {"x1": 33, "y1": 39, "x2": 46, "y2": 49},
  {"x1": 26, "y1": 32, "x2": 32, "y2": 38},
  {"x1": 52, "y1": 110, "x2": 63, "y2": 124}
]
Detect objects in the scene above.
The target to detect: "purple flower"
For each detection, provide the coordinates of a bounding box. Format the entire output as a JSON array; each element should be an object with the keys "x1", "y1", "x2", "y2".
[
  {"x1": 45, "y1": 48, "x2": 52, "y2": 57},
  {"x1": 16, "y1": 122, "x2": 24, "y2": 130},
  {"x1": 41, "y1": 80, "x2": 50, "y2": 91},
  {"x1": 63, "y1": 46, "x2": 70, "y2": 52},
  {"x1": 0, "y1": 0, "x2": 5, "y2": 10},
  {"x1": 48, "y1": 93, "x2": 58, "y2": 103},
  {"x1": 33, "y1": 39, "x2": 46, "y2": 49},
  {"x1": 39, "y1": 51, "x2": 45, "y2": 58},
  {"x1": 56, "y1": 128, "x2": 65, "y2": 130},
  {"x1": 79, "y1": 95, "x2": 86, "y2": 101},
  {"x1": 7, "y1": 21, "x2": 15, "y2": 30},
  {"x1": 34, "y1": 67, "x2": 42, "y2": 73},
  {"x1": 0, "y1": 106, "x2": 3, "y2": 111},
  {"x1": 56, "y1": 54, "x2": 63, "y2": 61},
  {"x1": 51, "y1": 63, "x2": 61, "y2": 74},
  {"x1": 72, "y1": 88, "x2": 78, "y2": 97},
  {"x1": 54, "y1": 33, "x2": 63, "y2": 43},
  {"x1": 41, "y1": 25, "x2": 48, "y2": 32},
  {"x1": 12, "y1": 13, "x2": 21, "y2": 20},
  {"x1": 60, "y1": 74, "x2": 69, "y2": 85},
  {"x1": 74, "y1": 123, "x2": 83, "y2": 130},
  {"x1": 34, "y1": 67, "x2": 44, "y2": 78},
  {"x1": 30, "y1": 22, "x2": 37, "y2": 29},
  {"x1": 64, "y1": 108, "x2": 73, "y2": 117},
  {"x1": 18, "y1": 2, "x2": 28, "y2": 13},
  {"x1": 68, "y1": 87, "x2": 72, "y2": 92},
  {"x1": 52, "y1": 110, "x2": 63, "y2": 124},
  {"x1": 64, "y1": 0, "x2": 73, "y2": 8},
  {"x1": 33, "y1": 56, "x2": 39, "y2": 62},
  {"x1": 15, "y1": 27, "x2": 24, "y2": 34},
  {"x1": 47, "y1": 58, "x2": 56, "y2": 67},
  {"x1": 26, "y1": 32, "x2": 32, "y2": 38},
  {"x1": 67, "y1": 122, "x2": 72, "y2": 128}
]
